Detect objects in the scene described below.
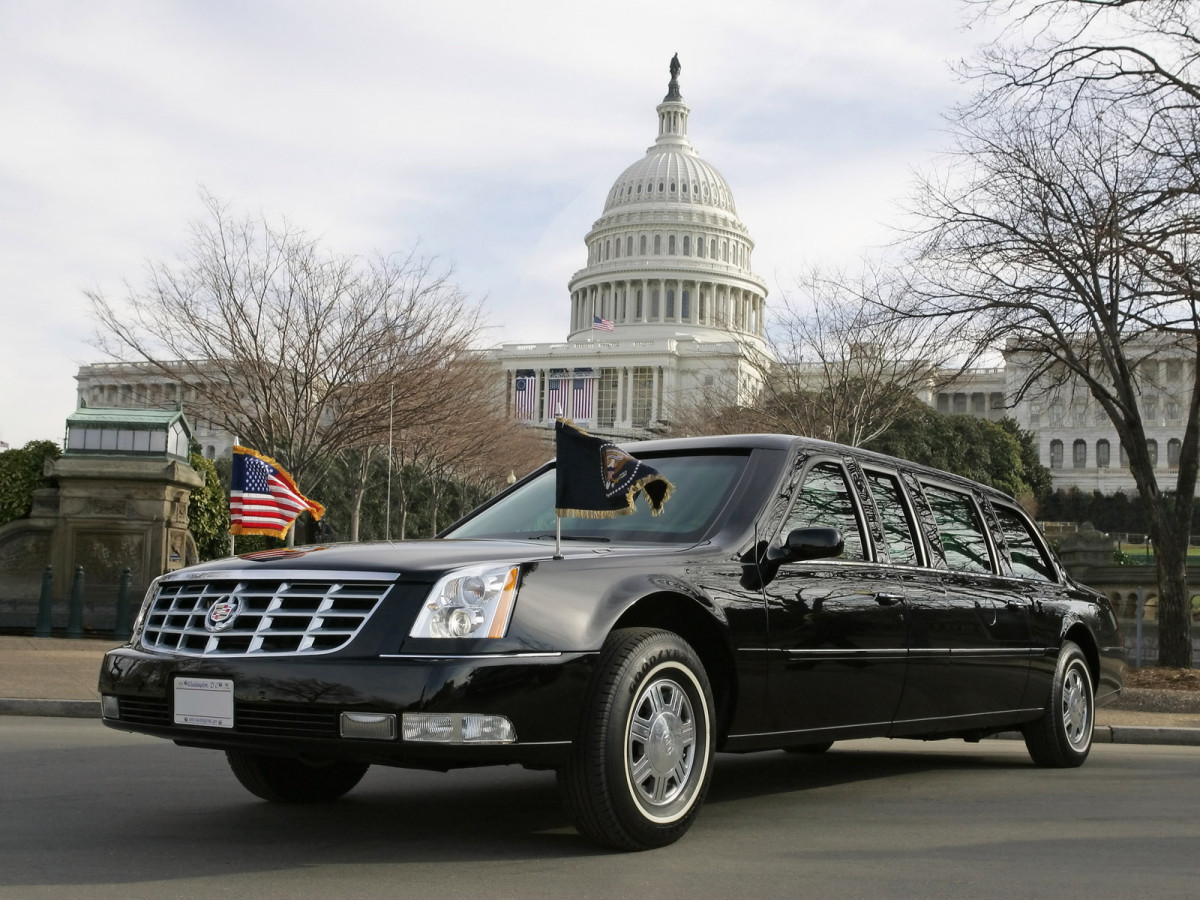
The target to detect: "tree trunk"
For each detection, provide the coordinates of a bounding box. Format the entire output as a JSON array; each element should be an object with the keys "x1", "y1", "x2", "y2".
[{"x1": 1153, "y1": 534, "x2": 1193, "y2": 668}]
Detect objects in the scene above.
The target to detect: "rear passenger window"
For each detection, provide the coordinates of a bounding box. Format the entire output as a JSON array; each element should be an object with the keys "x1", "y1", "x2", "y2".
[
  {"x1": 922, "y1": 484, "x2": 992, "y2": 573},
  {"x1": 864, "y1": 471, "x2": 920, "y2": 565},
  {"x1": 785, "y1": 462, "x2": 865, "y2": 560},
  {"x1": 994, "y1": 505, "x2": 1056, "y2": 582}
]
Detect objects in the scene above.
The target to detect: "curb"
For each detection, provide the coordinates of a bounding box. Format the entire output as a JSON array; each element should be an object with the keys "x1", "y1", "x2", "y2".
[{"x1": 0, "y1": 698, "x2": 100, "y2": 718}]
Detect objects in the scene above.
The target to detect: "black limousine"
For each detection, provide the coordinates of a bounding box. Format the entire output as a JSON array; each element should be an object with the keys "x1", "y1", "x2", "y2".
[{"x1": 100, "y1": 434, "x2": 1124, "y2": 850}]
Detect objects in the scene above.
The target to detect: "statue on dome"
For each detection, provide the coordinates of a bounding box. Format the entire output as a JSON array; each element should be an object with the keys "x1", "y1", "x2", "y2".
[{"x1": 670, "y1": 54, "x2": 681, "y2": 80}]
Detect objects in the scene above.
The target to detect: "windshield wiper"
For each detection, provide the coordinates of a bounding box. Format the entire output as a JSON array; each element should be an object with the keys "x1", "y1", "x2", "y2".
[{"x1": 531, "y1": 534, "x2": 611, "y2": 542}]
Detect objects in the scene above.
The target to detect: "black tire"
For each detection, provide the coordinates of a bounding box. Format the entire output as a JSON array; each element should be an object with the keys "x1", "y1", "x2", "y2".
[
  {"x1": 226, "y1": 751, "x2": 369, "y2": 802},
  {"x1": 1023, "y1": 641, "x2": 1095, "y2": 768},
  {"x1": 558, "y1": 628, "x2": 715, "y2": 851},
  {"x1": 784, "y1": 741, "x2": 834, "y2": 755}
]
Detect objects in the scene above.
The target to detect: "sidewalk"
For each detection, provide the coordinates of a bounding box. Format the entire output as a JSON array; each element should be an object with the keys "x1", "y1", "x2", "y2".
[{"x1": 2, "y1": 636, "x2": 1199, "y2": 745}]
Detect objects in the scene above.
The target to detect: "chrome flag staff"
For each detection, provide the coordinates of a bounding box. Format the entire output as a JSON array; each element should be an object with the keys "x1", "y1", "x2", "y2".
[{"x1": 230, "y1": 445, "x2": 325, "y2": 539}]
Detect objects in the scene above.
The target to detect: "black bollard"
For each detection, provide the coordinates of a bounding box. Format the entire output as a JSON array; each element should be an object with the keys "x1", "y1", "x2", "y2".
[
  {"x1": 67, "y1": 566, "x2": 85, "y2": 639},
  {"x1": 34, "y1": 566, "x2": 54, "y2": 638},
  {"x1": 113, "y1": 567, "x2": 133, "y2": 641}
]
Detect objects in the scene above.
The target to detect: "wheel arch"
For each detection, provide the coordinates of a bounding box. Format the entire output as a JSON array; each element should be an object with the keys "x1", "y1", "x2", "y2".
[
  {"x1": 1063, "y1": 622, "x2": 1100, "y2": 686},
  {"x1": 611, "y1": 591, "x2": 737, "y2": 742}
]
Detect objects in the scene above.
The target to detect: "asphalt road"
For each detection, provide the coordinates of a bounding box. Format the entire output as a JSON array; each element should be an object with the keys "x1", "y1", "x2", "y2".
[{"x1": 3, "y1": 719, "x2": 1199, "y2": 900}]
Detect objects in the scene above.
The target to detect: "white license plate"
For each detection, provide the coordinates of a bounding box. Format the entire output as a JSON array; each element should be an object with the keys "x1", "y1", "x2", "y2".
[{"x1": 173, "y1": 677, "x2": 234, "y2": 728}]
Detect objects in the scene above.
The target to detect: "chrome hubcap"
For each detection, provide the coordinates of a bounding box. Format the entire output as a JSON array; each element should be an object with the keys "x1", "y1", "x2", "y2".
[
  {"x1": 1062, "y1": 664, "x2": 1092, "y2": 749},
  {"x1": 628, "y1": 677, "x2": 696, "y2": 808}
]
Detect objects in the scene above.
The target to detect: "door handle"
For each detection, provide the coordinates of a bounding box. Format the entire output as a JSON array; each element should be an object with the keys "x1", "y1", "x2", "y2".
[{"x1": 875, "y1": 592, "x2": 903, "y2": 606}]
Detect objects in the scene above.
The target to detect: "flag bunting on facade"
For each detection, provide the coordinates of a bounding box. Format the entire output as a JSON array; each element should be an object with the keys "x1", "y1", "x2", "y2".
[
  {"x1": 592, "y1": 315, "x2": 614, "y2": 332},
  {"x1": 230, "y1": 445, "x2": 325, "y2": 538},
  {"x1": 554, "y1": 419, "x2": 673, "y2": 518}
]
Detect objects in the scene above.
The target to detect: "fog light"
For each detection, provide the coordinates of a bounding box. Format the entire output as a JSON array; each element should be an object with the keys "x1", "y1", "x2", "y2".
[
  {"x1": 403, "y1": 713, "x2": 454, "y2": 743},
  {"x1": 101, "y1": 695, "x2": 120, "y2": 719},
  {"x1": 402, "y1": 713, "x2": 517, "y2": 744},
  {"x1": 462, "y1": 714, "x2": 517, "y2": 744},
  {"x1": 339, "y1": 712, "x2": 397, "y2": 740}
]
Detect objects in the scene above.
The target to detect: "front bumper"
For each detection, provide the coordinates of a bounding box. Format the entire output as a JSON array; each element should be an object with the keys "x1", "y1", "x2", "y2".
[{"x1": 99, "y1": 646, "x2": 596, "y2": 770}]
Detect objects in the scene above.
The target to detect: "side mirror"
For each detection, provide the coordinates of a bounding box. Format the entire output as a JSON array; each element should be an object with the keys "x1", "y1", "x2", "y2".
[{"x1": 771, "y1": 526, "x2": 844, "y2": 564}]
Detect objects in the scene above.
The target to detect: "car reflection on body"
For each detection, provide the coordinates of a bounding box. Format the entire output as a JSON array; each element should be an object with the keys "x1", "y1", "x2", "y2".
[{"x1": 99, "y1": 433, "x2": 1124, "y2": 850}]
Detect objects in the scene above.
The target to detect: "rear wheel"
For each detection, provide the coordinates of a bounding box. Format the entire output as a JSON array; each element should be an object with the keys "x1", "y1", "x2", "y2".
[
  {"x1": 1023, "y1": 641, "x2": 1094, "y2": 768},
  {"x1": 226, "y1": 751, "x2": 369, "y2": 802},
  {"x1": 558, "y1": 628, "x2": 714, "y2": 851}
]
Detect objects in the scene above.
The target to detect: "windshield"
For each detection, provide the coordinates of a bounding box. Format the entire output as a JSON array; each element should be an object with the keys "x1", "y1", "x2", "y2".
[{"x1": 444, "y1": 451, "x2": 751, "y2": 544}]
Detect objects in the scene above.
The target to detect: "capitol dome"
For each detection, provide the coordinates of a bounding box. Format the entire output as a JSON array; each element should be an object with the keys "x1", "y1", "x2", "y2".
[{"x1": 566, "y1": 56, "x2": 768, "y2": 345}]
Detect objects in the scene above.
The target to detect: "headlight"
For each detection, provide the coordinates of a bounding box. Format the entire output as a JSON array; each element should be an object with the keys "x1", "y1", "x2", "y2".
[
  {"x1": 409, "y1": 565, "x2": 521, "y2": 639},
  {"x1": 129, "y1": 575, "x2": 164, "y2": 643}
]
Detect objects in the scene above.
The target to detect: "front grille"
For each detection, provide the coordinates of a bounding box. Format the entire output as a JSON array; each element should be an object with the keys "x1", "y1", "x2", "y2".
[
  {"x1": 140, "y1": 578, "x2": 392, "y2": 657},
  {"x1": 118, "y1": 696, "x2": 170, "y2": 727},
  {"x1": 114, "y1": 697, "x2": 339, "y2": 739},
  {"x1": 234, "y1": 703, "x2": 340, "y2": 738}
]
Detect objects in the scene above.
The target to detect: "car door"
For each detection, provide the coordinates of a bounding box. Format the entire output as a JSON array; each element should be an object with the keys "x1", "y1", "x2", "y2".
[
  {"x1": 763, "y1": 458, "x2": 908, "y2": 739},
  {"x1": 892, "y1": 481, "x2": 1031, "y2": 731}
]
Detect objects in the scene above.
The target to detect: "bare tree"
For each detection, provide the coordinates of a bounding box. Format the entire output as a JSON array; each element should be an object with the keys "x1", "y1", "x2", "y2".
[
  {"x1": 677, "y1": 269, "x2": 967, "y2": 447},
  {"x1": 89, "y1": 192, "x2": 485, "y2": 501},
  {"x1": 910, "y1": 1, "x2": 1200, "y2": 666}
]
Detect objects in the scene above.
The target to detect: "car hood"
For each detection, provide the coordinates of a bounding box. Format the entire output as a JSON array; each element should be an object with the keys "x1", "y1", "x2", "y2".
[{"x1": 166, "y1": 538, "x2": 694, "y2": 581}]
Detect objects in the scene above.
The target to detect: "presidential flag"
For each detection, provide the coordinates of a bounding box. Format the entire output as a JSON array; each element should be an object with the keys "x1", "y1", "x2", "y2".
[
  {"x1": 554, "y1": 419, "x2": 673, "y2": 519},
  {"x1": 230, "y1": 446, "x2": 325, "y2": 538}
]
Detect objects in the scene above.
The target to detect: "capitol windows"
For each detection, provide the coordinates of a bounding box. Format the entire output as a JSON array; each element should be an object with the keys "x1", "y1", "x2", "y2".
[
  {"x1": 722, "y1": 241, "x2": 729, "y2": 262},
  {"x1": 1073, "y1": 440, "x2": 1087, "y2": 468},
  {"x1": 666, "y1": 289, "x2": 675, "y2": 317},
  {"x1": 1169, "y1": 438, "x2": 1181, "y2": 469},
  {"x1": 658, "y1": 182, "x2": 664, "y2": 192},
  {"x1": 1097, "y1": 439, "x2": 1111, "y2": 468},
  {"x1": 709, "y1": 238, "x2": 717, "y2": 257},
  {"x1": 1147, "y1": 439, "x2": 1159, "y2": 467},
  {"x1": 604, "y1": 240, "x2": 610, "y2": 260},
  {"x1": 1049, "y1": 440, "x2": 1064, "y2": 469},
  {"x1": 699, "y1": 294, "x2": 708, "y2": 322},
  {"x1": 654, "y1": 234, "x2": 662, "y2": 254},
  {"x1": 670, "y1": 182, "x2": 676, "y2": 192},
  {"x1": 1167, "y1": 359, "x2": 1182, "y2": 381},
  {"x1": 651, "y1": 289, "x2": 660, "y2": 319},
  {"x1": 613, "y1": 239, "x2": 620, "y2": 259},
  {"x1": 669, "y1": 235, "x2": 676, "y2": 254},
  {"x1": 627, "y1": 236, "x2": 634, "y2": 256},
  {"x1": 697, "y1": 237, "x2": 705, "y2": 258},
  {"x1": 682, "y1": 235, "x2": 690, "y2": 256},
  {"x1": 640, "y1": 235, "x2": 647, "y2": 254},
  {"x1": 681, "y1": 290, "x2": 690, "y2": 319},
  {"x1": 635, "y1": 289, "x2": 643, "y2": 319},
  {"x1": 682, "y1": 182, "x2": 688, "y2": 193},
  {"x1": 1049, "y1": 403, "x2": 1065, "y2": 425}
]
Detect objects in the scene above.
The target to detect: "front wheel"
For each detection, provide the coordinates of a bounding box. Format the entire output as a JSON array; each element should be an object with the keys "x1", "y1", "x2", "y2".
[
  {"x1": 558, "y1": 628, "x2": 715, "y2": 851},
  {"x1": 226, "y1": 751, "x2": 369, "y2": 802},
  {"x1": 1023, "y1": 641, "x2": 1094, "y2": 768}
]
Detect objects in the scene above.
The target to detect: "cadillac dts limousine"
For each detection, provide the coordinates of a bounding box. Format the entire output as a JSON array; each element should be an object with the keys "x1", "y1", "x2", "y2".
[{"x1": 99, "y1": 434, "x2": 1124, "y2": 850}]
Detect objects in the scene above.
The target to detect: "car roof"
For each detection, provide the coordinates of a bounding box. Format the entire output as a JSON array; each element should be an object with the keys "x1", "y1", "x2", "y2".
[{"x1": 621, "y1": 432, "x2": 1020, "y2": 506}]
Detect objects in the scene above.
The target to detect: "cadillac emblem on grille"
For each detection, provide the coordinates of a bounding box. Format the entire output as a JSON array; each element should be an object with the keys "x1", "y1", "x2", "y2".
[{"x1": 204, "y1": 596, "x2": 242, "y2": 633}]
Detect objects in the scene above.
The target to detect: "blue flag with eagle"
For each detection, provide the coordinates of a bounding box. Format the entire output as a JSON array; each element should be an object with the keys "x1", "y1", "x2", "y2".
[{"x1": 554, "y1": 419, "x2": 673, "y2": 518}]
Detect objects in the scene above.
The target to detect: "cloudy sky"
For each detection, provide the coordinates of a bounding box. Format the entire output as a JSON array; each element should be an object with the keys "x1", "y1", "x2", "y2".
[{"x1": 0, "y1": 0, "x2": 994, "y2": 447}]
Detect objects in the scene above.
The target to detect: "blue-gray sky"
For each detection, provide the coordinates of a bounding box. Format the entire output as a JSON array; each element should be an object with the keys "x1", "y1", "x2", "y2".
[{"x1": 0, "y1": 0, "x2": 991, "y2": 447}]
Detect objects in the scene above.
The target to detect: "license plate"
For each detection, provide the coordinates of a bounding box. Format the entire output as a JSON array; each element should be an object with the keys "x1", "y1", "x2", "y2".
[{"x1": 173, "y1": 677, "x2": 234, "y2": 728}]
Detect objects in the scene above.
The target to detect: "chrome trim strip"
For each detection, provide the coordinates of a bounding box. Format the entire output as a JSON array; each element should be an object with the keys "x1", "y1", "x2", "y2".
[
  {"x1": 161, "y1": 569, "x2": 402, "y2": 582},
  {"x1": 378, "y1": 652, "x2": 564, "y2": 660},
  {"x1": 742, "y1": 647, "x2": 1031, "y2": 658}
]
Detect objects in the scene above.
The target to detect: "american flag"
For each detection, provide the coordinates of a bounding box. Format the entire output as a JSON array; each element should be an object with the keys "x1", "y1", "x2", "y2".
[
  {"x1": 592, "y1": 315, "x2": 614, "y2": 332},
  {"x1": 572, "y1": 378, "x2": 594, "y2": 420},
  {"x1": 230, "y1": 446, "x2": 325, "y2": 538},
  {"x1": 547, "y1": 378, "x2": 568, "y2": 418},
  {"x1": 513, "y1": 373, "x2": 537, "y2": 419}
]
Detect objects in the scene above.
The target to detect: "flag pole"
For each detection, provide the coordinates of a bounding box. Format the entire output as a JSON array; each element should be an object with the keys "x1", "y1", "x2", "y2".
[{"x1": 554, "y1": 512, "x2": 563, "y2": 560}]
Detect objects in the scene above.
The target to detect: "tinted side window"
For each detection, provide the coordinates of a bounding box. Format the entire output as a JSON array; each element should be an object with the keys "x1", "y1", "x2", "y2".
[
  {"x1": 864, "y1": 471, "x2": 920, "y2": 565},
  {"x1": 994, "y1": 505, "x2": 1056, "y2": 582},
  {"x1": 922, "y1": 484, "x2": 992, "y2": 573},
  {"x1": 784, "y1": 462, "x2": 864, "y2": 560}
]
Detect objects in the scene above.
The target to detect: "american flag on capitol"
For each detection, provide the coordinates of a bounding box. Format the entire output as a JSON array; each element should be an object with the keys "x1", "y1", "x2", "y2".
[
  {"x1": 592, "y1": 315, "x2": 614, "y2": 332},
  {"x1": 230, "y1": 446, "x2": 325, "y2": 538}
]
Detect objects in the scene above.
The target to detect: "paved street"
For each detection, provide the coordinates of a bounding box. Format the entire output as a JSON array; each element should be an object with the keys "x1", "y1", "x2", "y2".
[{"x1": 2, "y1": 718, "x2": 1199, "y2": 899}]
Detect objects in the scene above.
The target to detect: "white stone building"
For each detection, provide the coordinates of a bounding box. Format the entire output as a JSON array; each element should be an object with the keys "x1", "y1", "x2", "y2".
[{"x1": 489, "y1": 56, "x2": 770, "y2": 437}]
